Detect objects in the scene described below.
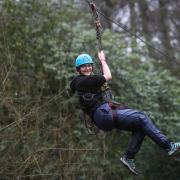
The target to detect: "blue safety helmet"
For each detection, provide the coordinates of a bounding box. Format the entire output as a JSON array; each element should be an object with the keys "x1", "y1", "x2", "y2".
[{"x1": 75, "y1": 54, "x2": 93, "y2": 68}]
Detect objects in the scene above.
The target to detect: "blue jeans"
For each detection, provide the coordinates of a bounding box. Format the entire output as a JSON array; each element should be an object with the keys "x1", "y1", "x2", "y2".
[{"x1": 93, "y1": 103, "x2": 171, "y2": 159}]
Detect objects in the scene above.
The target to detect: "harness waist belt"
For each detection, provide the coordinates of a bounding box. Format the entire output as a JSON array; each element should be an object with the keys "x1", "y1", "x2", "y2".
[{"x1": 109, "y1": 100, "x2": 128, "y2": 122}]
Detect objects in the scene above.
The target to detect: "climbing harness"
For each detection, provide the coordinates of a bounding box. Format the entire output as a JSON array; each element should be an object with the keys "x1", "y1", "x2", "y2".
[{"x1": 83, "y1": 1, "x2": 124, "y2": 129}]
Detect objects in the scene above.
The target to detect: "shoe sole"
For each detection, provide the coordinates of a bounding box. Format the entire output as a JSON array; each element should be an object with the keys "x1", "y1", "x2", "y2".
[
  {"x1": 168, "y1": 147, "x2": 180, "y2": 156},
  {"x1": 120, "y1": 157, "x2": 138, "y2": 176}
]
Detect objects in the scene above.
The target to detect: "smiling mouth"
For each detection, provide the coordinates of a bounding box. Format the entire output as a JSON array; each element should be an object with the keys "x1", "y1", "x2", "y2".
[{"x1": 83, "y1": 71, "x2": 91, "y2": 75}]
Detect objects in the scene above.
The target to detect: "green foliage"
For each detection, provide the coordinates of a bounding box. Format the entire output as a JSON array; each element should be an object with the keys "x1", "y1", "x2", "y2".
[{"x1": 0, "y1": 0, "x2": 180, "y2": 179}]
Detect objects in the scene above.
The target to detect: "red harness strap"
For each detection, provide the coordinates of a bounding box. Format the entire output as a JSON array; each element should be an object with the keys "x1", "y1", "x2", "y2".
[{"x1": 109, "y1": 100, "x2": 128, "y2": 122}]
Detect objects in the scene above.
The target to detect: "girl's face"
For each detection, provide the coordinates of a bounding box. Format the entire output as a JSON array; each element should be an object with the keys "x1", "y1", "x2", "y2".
[{"x1": 79, "y1": 64, "x2": 93, "y2": 76}]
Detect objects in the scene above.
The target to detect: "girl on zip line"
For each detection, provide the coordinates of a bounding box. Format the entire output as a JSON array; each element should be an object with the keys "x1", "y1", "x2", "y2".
[{"x1": 70, "y1": 50, "x2": 180, "y2": 175}]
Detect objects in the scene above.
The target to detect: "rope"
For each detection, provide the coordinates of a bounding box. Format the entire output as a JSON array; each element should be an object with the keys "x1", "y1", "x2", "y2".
[{"x1": 85, "y1": 0, "x2": 103, "y2": 52}]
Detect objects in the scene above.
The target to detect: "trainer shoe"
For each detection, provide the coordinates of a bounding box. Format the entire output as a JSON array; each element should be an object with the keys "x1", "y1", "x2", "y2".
[
  {"x1": 168, "y1": 142, "x2": 180, "y2": 155},
  {"x1": 120, "y1": 156, "x2": 138, "y2": 175}
]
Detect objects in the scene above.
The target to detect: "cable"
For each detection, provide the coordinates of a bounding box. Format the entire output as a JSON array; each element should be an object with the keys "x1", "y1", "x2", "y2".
[{"x1": 96, "y1": 8, "x2": 174, "y2": 61}]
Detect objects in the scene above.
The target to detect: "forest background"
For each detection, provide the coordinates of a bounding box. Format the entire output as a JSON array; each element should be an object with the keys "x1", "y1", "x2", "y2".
[{"x1": 0, "y1": 0, "x2": 180, "y2": 179}]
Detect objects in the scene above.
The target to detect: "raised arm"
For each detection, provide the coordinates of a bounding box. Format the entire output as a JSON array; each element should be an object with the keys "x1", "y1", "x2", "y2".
[{"x1": 98, "y1": 51, "x2": 112, "y2": 81}]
